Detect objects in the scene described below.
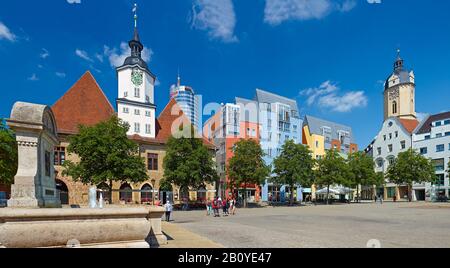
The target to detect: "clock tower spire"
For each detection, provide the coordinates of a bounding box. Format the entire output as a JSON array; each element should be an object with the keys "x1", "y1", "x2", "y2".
[{"x1": 116, "y1": 3, "x2": 157, "y2": 139}]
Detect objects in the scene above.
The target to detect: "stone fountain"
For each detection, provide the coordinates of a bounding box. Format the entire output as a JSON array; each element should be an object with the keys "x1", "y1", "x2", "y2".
[{"x1": 0, "y1": 102, "x2": 167, "y2": 248}]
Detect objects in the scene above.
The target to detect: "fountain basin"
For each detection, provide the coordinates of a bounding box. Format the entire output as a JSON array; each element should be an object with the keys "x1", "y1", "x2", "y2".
[{"x1": 0, "y1": 207, "x2": 161, "y2": 248}]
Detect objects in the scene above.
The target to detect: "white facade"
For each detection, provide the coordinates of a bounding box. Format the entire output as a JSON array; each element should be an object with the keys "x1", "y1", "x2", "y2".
[
  {"x1": 372, "y1": 118, "x2": 413, "y2": 187},
  {"x1": 413, "y1": 115, "x2": 450, "y2": 200},
  {"x1": 118, "y1": 67, "x2": 155, "y2": 104},
  {"x1": 117, "y1": 66, "x2": 156, "y2": 139}
]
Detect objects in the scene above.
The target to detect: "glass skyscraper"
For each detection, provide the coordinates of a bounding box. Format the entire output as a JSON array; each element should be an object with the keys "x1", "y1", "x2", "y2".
[{"x1": 170, "y1": 76, "x2": 200, "y2": 130}]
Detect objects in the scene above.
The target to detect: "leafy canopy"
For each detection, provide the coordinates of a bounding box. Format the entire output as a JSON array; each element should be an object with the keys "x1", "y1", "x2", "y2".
[
  {"x1": 0, "y1": 119, "x2": 18, "y2": 184},
  {"x1": 347, "y1": 151, "x2": 384, "y2": 188},
  {"x1": 272, "y1": 140, "x2": 315, "y2": 189},
  {"x1": 386, "y1": 148, "x2": 436, "y2": 186},
  {"x1": 315, "y1": 149, "x2": 350, "y2": 188},
  {"x1": 62, "y1": 116, "x2": 148, "y2": 187},
  {"x1": 163, "y1": 129, "x2": 218, "y2": 189},
  {"x1": 228, "y1": 139, "x2": 270, "y2": 189}
]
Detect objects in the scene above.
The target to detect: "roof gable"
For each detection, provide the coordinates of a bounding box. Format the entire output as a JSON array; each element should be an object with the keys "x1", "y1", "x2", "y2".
[
  {"x1": 52, "y1": 71, "x2": 115, "y2": 134},
  {"x1": 399, "y1": 118, "x2": 419, "y2": 134},
  {"x1": 416, "y1": 111, "x2": 450, "y2": 134},
  {"x1": 304, "y1": 115, "x2": 355, "y2": 143},
  {"x1": 131, "y1": 98, "x2": 215, "y2": 148}
]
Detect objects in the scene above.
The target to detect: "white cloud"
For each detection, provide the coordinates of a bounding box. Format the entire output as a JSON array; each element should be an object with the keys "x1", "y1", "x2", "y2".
[
  {"x1": 191, "y1": 0, "x2": 238, "y2": 43},
  {"x1": 103, "y1": 42, "x2": 152, "y2": 68},
  {"x1": 367, "y1": 0, "x2": 382, "y2": 4},
  {"x1": 67, "y1": 0, "x2": 81, "y2": 4},
  {"x1": 264, "y1": 0, "x2": 357, "y2": 26},
  {"x1": 0, "y1": 21, "x2": 16, "y2": 42},
  {"x1": 95, "y1": 53, "x2": 104, "y2": 63},
  {"x1": 75, "y1": 49, "x2": 93, "y2": 62},
  {"x1": 300, "y1": 81, "x2": 368, "y2": 112},
  {"x1": 27, "y1": 74, "x2": 39, "y2": 81},
  {"x1": 301, "y1": 80, "x2": 338, "y2": 106},
  {"x1": 40, "y1": 48, "x2": 50, "y2": 59},
  {"x1": 55, "y1": 72, "x2": 66, "y2": 78}
]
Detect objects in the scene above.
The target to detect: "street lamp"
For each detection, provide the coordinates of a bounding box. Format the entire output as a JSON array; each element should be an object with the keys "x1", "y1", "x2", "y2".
[{"x1": 151, "y1": 179, "x2": 156, "y2": 206}]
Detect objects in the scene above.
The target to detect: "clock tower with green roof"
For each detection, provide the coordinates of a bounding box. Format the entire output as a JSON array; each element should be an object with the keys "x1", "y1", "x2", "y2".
[{"x1": 117, "y1": 4, "x2": 157, "y2": 139}]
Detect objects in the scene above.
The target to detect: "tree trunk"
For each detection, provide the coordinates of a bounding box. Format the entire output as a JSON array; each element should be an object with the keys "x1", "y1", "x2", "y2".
[
  {"x1": 290, "y1": 184, "x2": 295, "y2": 206},
  {"x1": 326, "y1": 184, "x2": 330, "y2": 205},
  {"x1": 109, "y1": 180, "x2": 113, "y2": 205},
  {"x1": 243, "y1": 183, "x2": 248, "y2": 208},
  {"x1": 356, "y1": 184, "x2": 360, "y2": 204},
  {"x1": 408, "y1": 184, "x2": 413, "y2": 202}
]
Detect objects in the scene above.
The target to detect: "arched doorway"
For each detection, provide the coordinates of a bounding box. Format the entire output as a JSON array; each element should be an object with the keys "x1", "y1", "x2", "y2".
[
  {"x1": 97, "y1": 182, "x2": 110, "y2": 204},
  {"x1": 120, "y1": 183, "x2": 133, "y2": 203},
  {"x1": 160, "y1": 179, "x2": 173, "y2": 205},
  {"x1": 56, "y1": 179, "x2": 69, "y2": 205},
  {"x1": 141, "y1": 184, "x2": 153, "y2": 204},
  {"x1": 197, "y1": 186, "x2": 207, "y2": 202},
  {"x1": 180, "y1": 185, "x2": 189, "y2": 203}
]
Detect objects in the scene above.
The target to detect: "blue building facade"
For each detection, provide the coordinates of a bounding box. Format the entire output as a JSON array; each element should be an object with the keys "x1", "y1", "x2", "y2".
[{"x1": 236, "y1": 89, "x2": 303, "y2": 203}]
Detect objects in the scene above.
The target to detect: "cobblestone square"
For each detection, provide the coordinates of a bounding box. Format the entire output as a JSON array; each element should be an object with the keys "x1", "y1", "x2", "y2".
[{"x1": 167, "y1": 203, "x2": 450, "y2": 248}]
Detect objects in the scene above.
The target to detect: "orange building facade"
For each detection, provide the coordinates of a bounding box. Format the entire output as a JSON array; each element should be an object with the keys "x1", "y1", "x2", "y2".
[{"x1": 204, "y1": 104, "x2": 262, "y2": 202}]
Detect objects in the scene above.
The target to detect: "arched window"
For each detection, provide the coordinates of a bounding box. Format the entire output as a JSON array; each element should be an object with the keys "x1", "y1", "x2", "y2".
[
  {"x1": 392, "y1": 101, "x2": 398, "y2": 114},
  {"x1": 376, "y1": 158, "x2": 384, "y2": 168},
  {"x1": 197, "y1": 186, "x2": 207, "y2": 202},
  {"x1": 141, "y1": 184, "x2": 153, "y2": 204},
  {"x1": 180, "y1": 186, "x2": 189, "y2": 202},
  {"x1": 120, "y1": 183, "x2": 133, "y2": 203},
  {"x1": 56, "y1": 179, "x2": 69, "y2": 205}
]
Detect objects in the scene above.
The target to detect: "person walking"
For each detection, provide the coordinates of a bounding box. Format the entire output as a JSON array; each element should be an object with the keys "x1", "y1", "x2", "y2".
[
  {"x1": 212, "y1": 197, "x2": 220, "y2": 217},
  {"x1": 222, "y1": 198, "x2": 228, "y2": 216},
  {"x1": 165, "y1": 201, "x2": 173, "y2": 222},
  {"x1": 231, "y1": 198, "x2": 237, "y2": 215},
  {"x1": 206, "y1": 199, "x2": 212, "y2": 216}
]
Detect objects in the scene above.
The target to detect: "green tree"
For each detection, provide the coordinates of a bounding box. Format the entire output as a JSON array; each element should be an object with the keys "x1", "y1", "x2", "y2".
[
  {"x1": 0, "y1": 119, "x2": 18, "y2": 185},
  {"x1": 347, "y1": 151, "x2": 384, "y2": 202},
  {"x1": 62, "y1": 116, "x2": 148, "y2": 202},
  {"x1": 315, "y1": 149, "x2": 350, "y2": 204},
  {"x1": 272, "y1": 140, "x2": 315, "y2": 205},
  {"x1": 163, "y1": 130, "x2": 218, "y2": 196},
  {"x1": 228, "y1": 139, "x2": 270, "y2": 208},
  {"x1": 385, "y1": 149, "x2": 435, "y2": 201}
]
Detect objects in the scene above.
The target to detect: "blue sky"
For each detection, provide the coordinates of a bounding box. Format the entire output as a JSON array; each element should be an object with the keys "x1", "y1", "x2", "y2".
[{"x1": 1, "y1": 0, "x2": 449, "y2": 147}]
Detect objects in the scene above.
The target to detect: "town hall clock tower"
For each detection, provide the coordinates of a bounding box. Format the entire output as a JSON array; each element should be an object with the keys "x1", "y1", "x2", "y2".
[
  {"x1": 384, "y1": 50, "x2": 417, "y2": 121},
  {"x1": 117, "y1": 5, "x2": 156, "y2": 138}
]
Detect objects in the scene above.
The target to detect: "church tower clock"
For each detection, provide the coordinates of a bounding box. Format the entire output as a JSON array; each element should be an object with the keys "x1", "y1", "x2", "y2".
[
  {"x1": 117, "y1": 4, "x2": 156, "y2": 138},
  {"x1": 384, "y1": 50, "x2": 416, "y2": 121}
]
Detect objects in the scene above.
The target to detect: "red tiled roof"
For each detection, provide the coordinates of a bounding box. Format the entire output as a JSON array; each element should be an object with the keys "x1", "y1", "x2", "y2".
[
  {"x1": 399, "y1": 118, "x2": 419, "y2": 134},
  {"x1": 52, "y1": 71, "x2": 115, "y2": 134},
  {"x1": 130, "y1": 98, "x2": 215, "y2": 148}
]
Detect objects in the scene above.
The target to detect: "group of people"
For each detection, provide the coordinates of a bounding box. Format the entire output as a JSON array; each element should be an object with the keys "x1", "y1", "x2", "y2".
[{"x1": 206, "y1": 197, "x2": 236, "y2": 217}]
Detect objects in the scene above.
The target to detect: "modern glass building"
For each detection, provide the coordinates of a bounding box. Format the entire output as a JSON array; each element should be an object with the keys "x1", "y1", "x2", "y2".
[{"x1": 170, "y1": 76, "x2": 200, "y2": 130}]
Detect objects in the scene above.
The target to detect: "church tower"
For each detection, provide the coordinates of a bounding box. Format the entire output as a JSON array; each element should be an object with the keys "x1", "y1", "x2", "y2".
[
  {"x1": 117, "y1": 4, "x2": 157, "y2": 138},
  {"x1": 384, "y1": 50, "x2": 416, "y2": 121}
]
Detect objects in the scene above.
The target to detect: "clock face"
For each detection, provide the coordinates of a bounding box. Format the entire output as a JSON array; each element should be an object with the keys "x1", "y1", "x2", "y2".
[
  {"x1": 388, "y1": 88, "x2": 399, "y2": 101},
  {"x1": 131, "y1": 69, "x2": 143, "y2": 87}
]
